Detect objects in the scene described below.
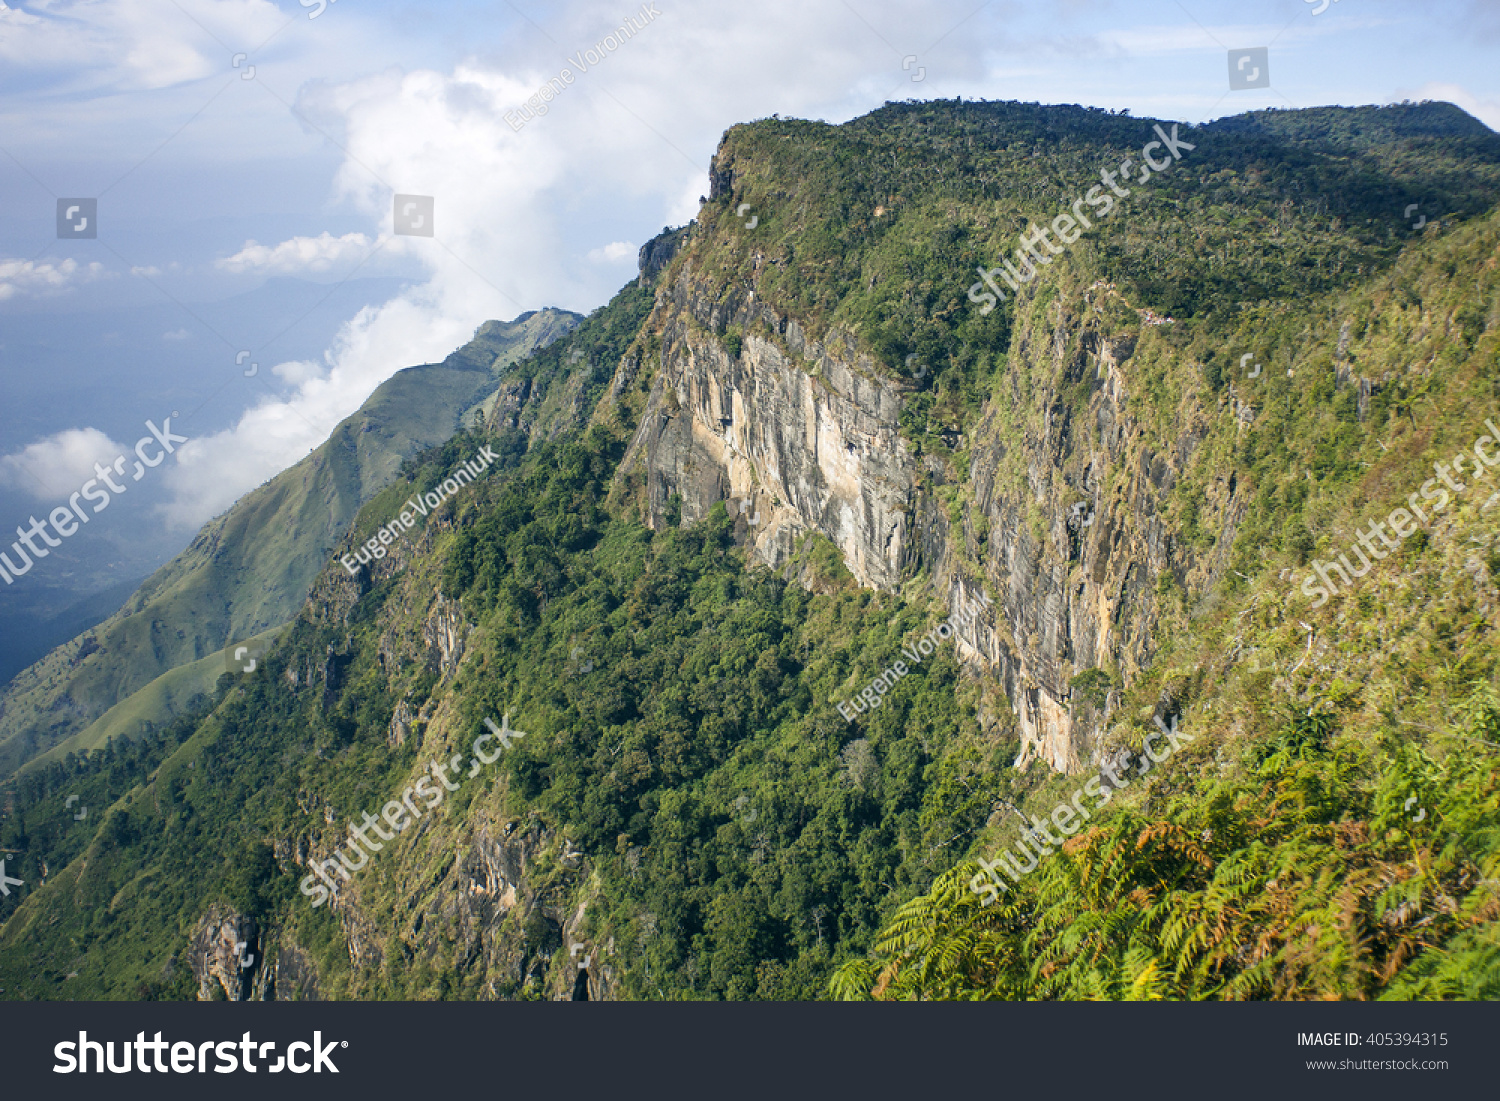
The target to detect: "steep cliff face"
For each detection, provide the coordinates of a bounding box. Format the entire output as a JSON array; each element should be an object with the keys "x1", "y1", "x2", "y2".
[
  {"x1": 621, "y1": 266, "x2": 918, "y2": 593},
  {"x1": 917, "y1": 292, "x2": 1243, "y2": 774},
  {"x1": 616, "y1": 253, "x2": 1240, "y2": 775},
  {"x1": 189, "y1": 906, "x2": 268, "y2": 1000},
  {"x1": 592, "y1": 100, "x2": 1500, "y2": 789}
]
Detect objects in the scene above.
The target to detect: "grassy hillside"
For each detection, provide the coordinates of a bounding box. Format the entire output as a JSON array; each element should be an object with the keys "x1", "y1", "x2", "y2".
[
  {"x1": 18, "y1": 623, "x2": 289, "y2": 776},
  {"x1": 0, "y1": 309, "x2": 578, "y2": 779}
]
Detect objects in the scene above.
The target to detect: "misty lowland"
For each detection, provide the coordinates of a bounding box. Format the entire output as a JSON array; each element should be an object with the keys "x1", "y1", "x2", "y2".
[{"x1": 3, "y1": 98, "x2": 1500, "y2": 1001}]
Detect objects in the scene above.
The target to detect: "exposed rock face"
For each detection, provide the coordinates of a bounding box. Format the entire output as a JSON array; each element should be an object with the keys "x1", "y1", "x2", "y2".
[
  {"x1": 637, "y1": 226, "x2": 691, "y2": 287},
  {"x1": 462, "y1": 817, "x2": 614, "y2": 1000},
  {"x1": 389, "y1": 698, "x2": 416, "y2": 747},
  {"x1": 190, "y1": 906, "x2": 266, "y2": 1000},
  {"x1": 273, "y1": 944, "x2": 323, "y2": 1001},
  {"x1": 318, "y1": 644, "x2": 344, "y2": 713},
  {"x1": 291, "y1": 804, "x2": 611, "y2": 1000},
  {"x1": 423, "y1": 592, "x2": 471, "y2": 679},
  {"x1": 190, "y1": 906, "x2": 326, "y2": 1000},
  {"x1": 622, "y1": 265, "x2": 917, "y2": 592},
  {"x1": 903, "y1": 320, "x2": 1173, "y2": 774},
  {"x1": 617, "y1": 263, "x2": 1242, "y2": 775},
  {"x1": 490, "y1": 377, "x2": 532, "y2": 430}
]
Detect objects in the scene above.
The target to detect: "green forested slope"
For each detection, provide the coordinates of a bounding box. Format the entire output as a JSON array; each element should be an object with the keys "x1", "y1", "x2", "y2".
[
  {"x1": 831, "y1": 153, "x2": 1500, "y2": 1001},
  {"x1": 0, "y1": 309, "x2": 578, "y2": 778},
  {"x1": 2, "y1": 99, "x2": 1498, "y2": 1002}
]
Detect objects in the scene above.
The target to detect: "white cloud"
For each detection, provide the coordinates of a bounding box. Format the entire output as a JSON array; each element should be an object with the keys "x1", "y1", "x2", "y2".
[
  {"x1": 0, "y1": 0, "x2": 288, "y2": 94},
  {"x1": 157, "y1": 0, "x2": 1016, "y2": 528},
  {"x1": 0, "y1": 257, "x2": 105, "y2": 300},
  {"x1": 587, "y1": 241, "x2": 636, "y2": 263},
  {"x1": 1398, "y1": 81, "x2": 1500, "y2": 131},
  {"x1": 130, "y1": 265, "x2": 161, "y2": 277},
  {"x1": 162, "y1": 283, "x2": 485, "y2": 525},
  {"x1": 0, "y1": 427, "x2": 127, "y2": 499},
  {"x1": 216, "y1": 231, "x2": 382, "y2": 275},
  {"x1": 163, "y1": 328, "x2": 190, "y2": 340},
  {"x1": 271, "y1": 359, "x2": 324, "y2": 385}
]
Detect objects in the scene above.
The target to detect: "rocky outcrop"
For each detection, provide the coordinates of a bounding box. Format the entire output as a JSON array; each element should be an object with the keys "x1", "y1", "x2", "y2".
[
  {"x1": 621, "y1": 265, "x2": 917, "y2": 592},
  {"x1": 189, "y1": 906, "x2": 267, "y2": 1000},
  {"x1": 272, "y1": 943, "x2": 323, "y2": 1001},
  {"x1": 423, "y1": 593, "x2": 471, "y2": 679},
  {"x1": 190, "y1": 905, "x2": 328, "y2": 1001},
  {"x1": 489, "y1": 377, "x2": 532, "y2": 430},
  {"x1": 637, "y1": 226, "x2": 690, "y2": 287},
  {"x1": 460, "y1": 817, "x2": 609, "y2": 999},
  {"x1": 617, "y1": 258, "x2": 1242, "y2": 775},
  {"x1": 324, "y1": 809, "x2": 612, "y2": 1000},
  {"x1": 389, "y1": 699, "x2": 416, "y2": 747}
]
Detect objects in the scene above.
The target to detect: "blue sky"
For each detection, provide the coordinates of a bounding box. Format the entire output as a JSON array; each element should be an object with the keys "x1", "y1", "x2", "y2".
[{"x1": 0, "y1": 0, "x2": 1495, "y2": 593}]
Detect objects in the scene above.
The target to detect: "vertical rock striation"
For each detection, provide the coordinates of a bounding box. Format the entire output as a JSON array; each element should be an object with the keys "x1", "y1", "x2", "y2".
[
  {"x1": 621, "y1": 263, "x2": 918, "y2": 592},
  {"x1": 616, "y1": 247, "x2": 1240, "y2": 775}
]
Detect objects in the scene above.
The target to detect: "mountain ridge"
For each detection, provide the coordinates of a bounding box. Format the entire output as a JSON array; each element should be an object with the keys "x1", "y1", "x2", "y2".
[
  {"x1": 0, "y1": 307, "x2": 580, "y2": 777},
  {"x1": 2, "y1": 98, "x2": 1498, "y2": 1002}
]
